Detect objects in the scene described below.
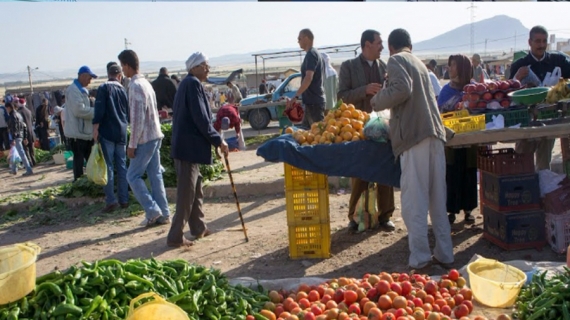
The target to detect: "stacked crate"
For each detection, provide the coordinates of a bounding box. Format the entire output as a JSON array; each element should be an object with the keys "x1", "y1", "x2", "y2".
[
  {"x1": 284, "y1": 163, "x2": 331, "y2": 259},
  {"x1": 478, "y1": 148, "x2": 546, "y2": 250}
]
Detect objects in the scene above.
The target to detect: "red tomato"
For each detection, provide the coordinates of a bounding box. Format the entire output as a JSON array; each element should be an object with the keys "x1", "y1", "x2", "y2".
[{"x1": 448, "y1": 269, "x2": 460, "y2": 281}]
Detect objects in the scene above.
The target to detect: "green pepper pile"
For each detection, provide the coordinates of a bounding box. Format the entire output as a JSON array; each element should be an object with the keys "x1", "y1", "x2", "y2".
[
  {"x1": 0, "y1": 258, "x2": 270, "y2": 320},
  {"x1": 513, "y1": 267, "x2": 570, "y2": 320}
]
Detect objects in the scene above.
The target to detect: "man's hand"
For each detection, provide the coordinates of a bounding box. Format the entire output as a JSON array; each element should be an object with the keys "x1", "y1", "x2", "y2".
[
  {"x1": 93, "y1": 131, "x2": 98, "y2": 142},
  {"x1": 219, "y1": 141, "x2": 229, "y2": 156},
  {"x1": 365, "y1": 83, "x2": 383, "y2": 96},
  {"x1": 127, "y1": 147, "x2": 136, "y2": 159},
  {"x1": 23, "y1": 139, "x2": 28, "y2": 145},
  {"x1": 514, "y1": 66, "x2": 529, "y2": 81},
  {"x1": 287, "y1": 97, "x2": 297, "y2": 109}
]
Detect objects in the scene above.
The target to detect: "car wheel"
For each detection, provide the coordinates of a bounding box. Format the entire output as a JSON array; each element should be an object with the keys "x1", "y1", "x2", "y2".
[{"x1": 248, "y1": 108, "x2": 271, "y2": 130}]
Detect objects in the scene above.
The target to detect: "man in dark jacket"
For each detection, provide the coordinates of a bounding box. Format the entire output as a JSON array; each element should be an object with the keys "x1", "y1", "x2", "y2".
[
  {"x1": 93, "y1": 63, "x2": 130, "y2": 213},
  {"x1": 167, "y1": 52, "x2": 229, "y2": 247},
  {"x1": 5, "y1": 102, "x2": 34, "y2": 176},
  {"x1": 17, "y1": 98, "x2": 36, "y2": 166},
  {"x1": 151, "y1": 67, "x2": 177, "y2": 111}
]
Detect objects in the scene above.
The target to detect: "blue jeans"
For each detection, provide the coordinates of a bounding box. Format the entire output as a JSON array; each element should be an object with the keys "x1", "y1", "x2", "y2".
[
  {"x1": 127, "y1": 139, "x2": 170, "y2": 220},
  {"x1": 100, "y1": 137, "x2": 129, "y2": 206},
  {"x1": 10, "y1": 138, "x2": 33, "y2": 174}
]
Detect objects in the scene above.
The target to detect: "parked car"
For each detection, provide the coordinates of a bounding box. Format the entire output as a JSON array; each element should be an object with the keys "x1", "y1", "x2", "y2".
[{"x1": 239, "y1": 73, "x2": 301, "y2": 130}]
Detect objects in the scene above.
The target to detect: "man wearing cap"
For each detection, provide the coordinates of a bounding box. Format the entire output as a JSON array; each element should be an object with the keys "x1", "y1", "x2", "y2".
[
  {"x1": 17, "y1": 98, "x2": 36, "y2": 166},
  {"x1": 64, "y1": 66, "x2": 97, "y2": 181},
  {"x1": 118, "y1": 49, "x2": 170, "y2": 227},
  {"x1": 93, "y1": 63, "x2": 130, "y2": 213},
  {"x1": 471, "y1": 54, "x2": 488, "y2": 83},
  {"x1": 167, "y1": 52, "x2": 229, "y2": 247},
  {"x1": 152, "y1": 67, "x2": 177, "y2": 111},
  {"x1": 213, "y1": 103, "x2": 242, "y2": 149}
]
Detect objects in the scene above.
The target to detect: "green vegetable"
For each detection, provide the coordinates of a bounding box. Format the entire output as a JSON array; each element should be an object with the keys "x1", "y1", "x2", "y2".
[{"x1": 515, "y1": 268, "x2": 570, "y2": 319}]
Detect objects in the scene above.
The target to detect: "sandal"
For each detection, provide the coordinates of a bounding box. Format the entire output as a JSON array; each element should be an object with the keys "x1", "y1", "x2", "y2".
[
  {"x1": 167, "y1": 238, "x2": 194, "y2": 248},
  {"x1": 464, "y1": 211, "x2": 475, "y2": 223}
]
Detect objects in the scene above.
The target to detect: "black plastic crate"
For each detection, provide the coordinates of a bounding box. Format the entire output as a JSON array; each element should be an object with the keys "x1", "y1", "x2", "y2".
[
  {"x1": 481, "y1": 172, "x2": 540, "y2": 212},
  {"x1": 482, "y1": 205, "x2": 546, "y2": 250}
]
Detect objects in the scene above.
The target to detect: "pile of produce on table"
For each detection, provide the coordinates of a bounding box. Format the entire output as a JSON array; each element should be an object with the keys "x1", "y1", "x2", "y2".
[
  {"x1": 0, "y1": 258, "x2": 269, "y2": 320},
  {"x1": 257, "y1": 269, "x2": 512, "y2": 320},
  {"x1": 461, "y1": 80, "x2": 522, "y2": 111},
  {"x1": 512, "y1": 267, "x2": 570, "y2": 320},
  {"x1": 286, "y1": 100, "x2": 372, "y2": 145},
  {"x1": 545, "y1": 78, "x2": 570, "y2": 103}
]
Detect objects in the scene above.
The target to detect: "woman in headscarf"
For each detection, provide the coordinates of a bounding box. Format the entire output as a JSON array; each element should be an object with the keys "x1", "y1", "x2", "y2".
[
  {"x1": 321, "y1": 52, "x2": 338, "y2": 110},
  {"x1": 437, "y1": 54, "x2": 478, "y2": 224}
]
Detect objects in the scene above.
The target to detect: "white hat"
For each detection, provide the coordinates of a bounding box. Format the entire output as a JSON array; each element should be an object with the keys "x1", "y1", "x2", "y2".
[{"x1": 186, "y1": 52, "x2": 208, "y2": 71}]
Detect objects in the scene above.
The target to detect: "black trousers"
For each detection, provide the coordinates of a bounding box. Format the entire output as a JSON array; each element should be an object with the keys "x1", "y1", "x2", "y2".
[
  {"x1": 69, "y1": 138, "x2": 93, "y2": 181},
  {"x1": 0, "y1": 127, "x2": 8, "y2": 151}
]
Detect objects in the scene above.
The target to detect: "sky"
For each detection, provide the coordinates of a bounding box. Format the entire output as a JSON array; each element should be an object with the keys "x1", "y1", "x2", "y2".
[{"x1": 1, "y1": 1, "x2": 570, "y2": 78}]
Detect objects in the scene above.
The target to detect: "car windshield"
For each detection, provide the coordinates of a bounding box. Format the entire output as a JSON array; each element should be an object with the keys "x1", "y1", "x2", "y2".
[{"x1": 281, "y1": 76, "x2": 301, "y2": 93}]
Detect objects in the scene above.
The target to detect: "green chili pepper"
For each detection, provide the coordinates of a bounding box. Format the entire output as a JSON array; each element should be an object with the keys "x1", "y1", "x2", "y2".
[
  {"x1": 36, "y1": 281, "x2": 63, "y2": 296},
  {"x1": 167, "y1": 290, "x2": 190, "y2": 303},
  {"x1": 84, "y1": 295, "x2": 103, "y2": 318},
  {"x1": 52, "y1": 304, "x2": 82, "y2": 317},
  {"x1": 35, "y1": 271, "x2": 62, "y2": 284},
  {"x1": 6, "y1": 307, "x2": 19, "y2": 320},
  {"x1": 63, "y1": 284, "x2": 75, "y2": 305},
  {"x1": 125, "y1": 272, "x2": 154, "y2": 288},
  {"x1": 563, "y1": 301, "x2": 570, "y2": 320}
]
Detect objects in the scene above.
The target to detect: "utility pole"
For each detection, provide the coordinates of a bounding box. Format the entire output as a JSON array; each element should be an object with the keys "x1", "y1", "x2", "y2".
[
  {"x1": 27, "y1": 66, "x2": 34, "y2": 94},
  {"x1": 124, "y1": 38, "x2": 132, "y2": 50},
  {"x1": 484, "y1": 39, "x2": 488, "y2": 57},
  {"x1": 514, "y1": 31, "x2": 517, "y2": 52},
  {"x1": 468, "y1": 3, "x2": 476, "y2": 55}
]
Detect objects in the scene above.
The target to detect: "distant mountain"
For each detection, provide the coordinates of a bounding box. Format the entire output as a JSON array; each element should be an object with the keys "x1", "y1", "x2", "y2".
[
  {"x1": 0, "y1": 15, "x2": 544, "y2": 86},
  {"x1": 413, "y1": 15, "x2": 530, "y2": 56}
]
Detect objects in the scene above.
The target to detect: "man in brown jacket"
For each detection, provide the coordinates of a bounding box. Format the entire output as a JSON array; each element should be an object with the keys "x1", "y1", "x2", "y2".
[
  {"x1": 338, "y1": 29, "x2": 395, "y2": 232},
  {"x1": 371, "y1": 29, "x2": 454, "y2": 272}
]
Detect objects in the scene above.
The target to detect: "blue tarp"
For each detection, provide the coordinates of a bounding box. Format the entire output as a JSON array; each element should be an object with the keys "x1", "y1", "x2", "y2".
[{"x1": 256, "y1": 135, "x2": 401, "y2": 188}]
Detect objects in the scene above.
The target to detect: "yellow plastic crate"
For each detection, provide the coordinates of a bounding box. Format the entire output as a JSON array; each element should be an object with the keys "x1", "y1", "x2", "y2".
[
  {"x1": 284, "y1": 163, "x2": 328, "y2": 191},
  {"x1": 441, "y1": 109, "x2": 469, "y2": 120},
  {"x1": 288, "y1": 223, "x2": 331, "y2": 259},
  {"x1": 443, "y1": 114, "x2": 486, "y2": 134},
  {"x1": 286, "y1": 189, "x2": 330, "y2": 225}
]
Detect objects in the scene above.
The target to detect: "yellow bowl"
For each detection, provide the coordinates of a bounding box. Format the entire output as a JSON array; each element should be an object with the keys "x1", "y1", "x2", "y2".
[
  {"x1": 467, "y1": 258, "x2": 527, "y2": 308},
  {"x1": 0, "y1": 242, "x2": 41, "y2": 305},
  {"x1": 127, "y1": 292, "x2": 189, "y2": 320}
]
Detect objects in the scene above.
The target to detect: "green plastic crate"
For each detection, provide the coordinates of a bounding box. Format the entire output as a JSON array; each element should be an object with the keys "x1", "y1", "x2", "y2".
[
  {"x1": 537, "y1": 109, "x2": 561, "y2": 120},
  {"x1": 564, "y1": 161, "x2": 570, "y2": 177},
  {"x1": 485, "y1": 109, "x2": 530, "y2": 127},
  {"x1": 279, "y1": 116, "x2": 292, "y2": 129}
]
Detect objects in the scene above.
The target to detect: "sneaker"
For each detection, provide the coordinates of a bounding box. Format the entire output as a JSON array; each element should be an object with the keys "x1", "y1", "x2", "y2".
[
  {"x1": 139, "y1": 214, "x2": 161, "y2": 227},
  {"x1": 348, "y1": 220, "x2": 358, "y2": 231},
  {"x1": 156, "y1": 216, "x2": 171, "y2": 225},
  {"x1": 379, "y1": 220, "x2": 396, "y2": 231},
  {"x1": 120, "y1": 203, "x2": 129, "y2": 209},
  {"x1": 102, "y1": 203, "x2": 119, "y2": 213},
  {"x1": 22, "y1": 172, "x2": 34, "y2": 177}
]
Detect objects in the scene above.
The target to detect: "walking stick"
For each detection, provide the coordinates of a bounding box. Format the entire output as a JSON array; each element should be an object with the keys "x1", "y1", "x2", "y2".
[{"x1": 223, "y1": 152, "x2": 249, "y2": 242}]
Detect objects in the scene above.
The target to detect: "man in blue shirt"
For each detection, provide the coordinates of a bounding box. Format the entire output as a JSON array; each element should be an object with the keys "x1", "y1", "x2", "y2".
[
  {"x1": 510, "y1": 25, "x2": 570, "y2": 170},
  {"x1": 287, "y1": 28, "x2": 325, "y2": 129},
  {"x1": 93, "y1": 63, "x2": 130, "y2": 213}
]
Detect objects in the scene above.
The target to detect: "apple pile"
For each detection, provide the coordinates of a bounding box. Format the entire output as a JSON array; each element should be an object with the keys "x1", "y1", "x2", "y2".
[
  {"x1": 252, "y1": 269, "x2": 510, "y2": 320},
  {"x1": 461, "y1": 80, "x2": 522, "y2": 110}
]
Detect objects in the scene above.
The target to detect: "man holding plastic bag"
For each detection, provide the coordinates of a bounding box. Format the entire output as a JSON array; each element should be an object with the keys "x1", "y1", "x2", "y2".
[
  {"x1": 338, "y1": 29, "x2": 395, "y2": 232},
  {"x1": 510, "y1": 25, "x2": 570, "y2": 170},
  {"x1": 371, "y1": 29, "x2": 454, "y2": 273},
  {"x1": 5, "y1": 102, "x2": 33, "y2": 176}
]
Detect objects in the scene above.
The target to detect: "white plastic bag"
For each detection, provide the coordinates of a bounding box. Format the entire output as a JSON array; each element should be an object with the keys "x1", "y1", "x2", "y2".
[
  {"x1": 542, "y1": 67, "x2": 561, "y2": 87},
  {"x1": 520, "y1": 65, "x2": 542, "y2": 87},
  {"x1": 538, "y1": 169, "x2": 567, "y2": 197},
  {"x1": 363, "y1": 110, "x2": 390, "y2": 142},
  {"x1": 9, "y1": 145, "x2": 21, "y2": 164}
]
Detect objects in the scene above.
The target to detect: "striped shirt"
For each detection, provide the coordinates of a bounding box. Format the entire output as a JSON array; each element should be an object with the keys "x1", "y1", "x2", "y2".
[{"x1": 128, "y1": 74, "x2": 164, "y2": 149}]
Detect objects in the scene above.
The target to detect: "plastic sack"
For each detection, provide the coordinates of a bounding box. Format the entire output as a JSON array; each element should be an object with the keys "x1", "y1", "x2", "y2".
[
  {"x1": 520, "y1": 65, "x2": 542, "y2": 87},
  {"x1": 9, "y1": 145, "x2": 21, "y2": 164},
  {"x1": 538, "y1": 169, "x2": 567, "y2": 197},
  {"x1": 363, "y1": 110, "x2": 390, "y2": 142},
  {"x1": 542, "y1": 67, "x2": 562, "y2": 87},
  {"x1": 126, "y1": 292, "x2": 189, "y2": 320},
  {"x1": 354, "y1": 183, "x2": 379, "y2": 232},
  {"x1": 86, "y1": 143, "x2": 108, "y2": 186}
]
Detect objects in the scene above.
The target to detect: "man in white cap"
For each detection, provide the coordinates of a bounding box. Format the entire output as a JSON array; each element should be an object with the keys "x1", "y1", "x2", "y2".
[
  {"x1": 167, "y1": 52, "x2": 229, "y2": 247},
  {"x1": 118, "y1": 49, "x2": 171, "y2": 227},
  {"x1": 64, "y1": 66, "x2": 97, "y2": 181}
]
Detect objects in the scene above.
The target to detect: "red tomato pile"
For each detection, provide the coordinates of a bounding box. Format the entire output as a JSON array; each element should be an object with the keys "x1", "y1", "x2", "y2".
[{"x1": 247, "y1": 269, "x2": 509, "y2": 320}]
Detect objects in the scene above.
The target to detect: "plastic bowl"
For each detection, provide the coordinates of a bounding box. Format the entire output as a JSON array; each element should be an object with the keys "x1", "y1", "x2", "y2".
[
  {"x1": 0, "y1": 242, "x2": 42, "y2": 305},
  {"x1": 467, "y1": 258, "x2": 527, "y2": 308},
  {"x1": 507, "y1": 87, "x2": 550, "y2": 105}
]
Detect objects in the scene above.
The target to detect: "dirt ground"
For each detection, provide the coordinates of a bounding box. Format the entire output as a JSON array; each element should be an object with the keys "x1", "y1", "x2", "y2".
[{"x1": 0, "y1": 159, "x2": 566, "y2": 282}]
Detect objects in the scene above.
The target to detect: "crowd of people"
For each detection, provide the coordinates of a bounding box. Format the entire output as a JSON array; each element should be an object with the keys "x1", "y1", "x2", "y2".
[{"x1": 2, "y1": 24, "x2": 569, "y2": 270}]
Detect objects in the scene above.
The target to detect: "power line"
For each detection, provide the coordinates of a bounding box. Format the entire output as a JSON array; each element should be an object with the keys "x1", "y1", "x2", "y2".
[{"x1": 414, "y1": 34, "x2": 526, "y2": 53}]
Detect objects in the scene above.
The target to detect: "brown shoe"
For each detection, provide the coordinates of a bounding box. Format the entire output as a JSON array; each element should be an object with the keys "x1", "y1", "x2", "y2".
[
  {"x1": 120, "y1": 203, "x2": 129, "y2": 209},
  {"x1": 167, "y1": 238, "x2": 194, "y2": 248},
  {"x1": 194, "y1": 229, "x2": 212, "y2": 239},
  {"x1": 102, "y1": 203, "x2": 119, "y2": 213}
]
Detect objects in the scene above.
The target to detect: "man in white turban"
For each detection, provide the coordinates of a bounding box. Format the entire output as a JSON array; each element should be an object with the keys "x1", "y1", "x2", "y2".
[
  {"x1": 321, "y1": 52, "x2": 338, "y2": 110},
  {"x1": 167, "y1": 52, "x2": 228, "y2": 247}
]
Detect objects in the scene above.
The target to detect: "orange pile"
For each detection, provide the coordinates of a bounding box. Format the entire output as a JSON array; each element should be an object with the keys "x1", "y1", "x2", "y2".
[{"x1": 285, "y1": 103, "x2": 371, "y2": 146}]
